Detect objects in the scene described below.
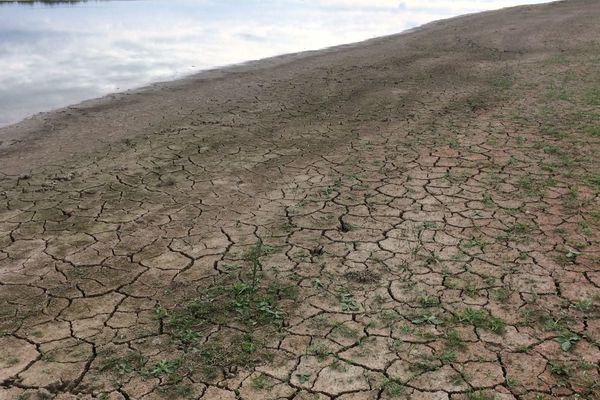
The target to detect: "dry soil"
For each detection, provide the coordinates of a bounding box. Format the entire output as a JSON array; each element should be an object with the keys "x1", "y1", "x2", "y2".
[{"x1": 1, "y1": 1, "x2": 599, "y2": 399}]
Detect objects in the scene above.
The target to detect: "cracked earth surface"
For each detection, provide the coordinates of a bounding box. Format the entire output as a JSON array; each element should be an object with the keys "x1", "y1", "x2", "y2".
[{"x1": 1, "y1": 1, "x2": 600, "y2": 399}]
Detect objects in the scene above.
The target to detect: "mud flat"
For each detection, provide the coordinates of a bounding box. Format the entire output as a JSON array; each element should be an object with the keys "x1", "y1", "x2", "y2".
[{"x1": 1, "y1": 1, "x2": 599, "y2": 399}]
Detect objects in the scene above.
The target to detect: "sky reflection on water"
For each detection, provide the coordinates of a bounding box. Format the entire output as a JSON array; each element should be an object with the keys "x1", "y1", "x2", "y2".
[{"x1": 0, "y1": 0, "x2": 548, "y2": 127}]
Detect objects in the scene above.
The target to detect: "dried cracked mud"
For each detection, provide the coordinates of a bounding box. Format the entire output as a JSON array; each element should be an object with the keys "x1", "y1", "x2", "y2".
[{"x1": 1, "y1": 1, "x2": 599, "y2": 399}]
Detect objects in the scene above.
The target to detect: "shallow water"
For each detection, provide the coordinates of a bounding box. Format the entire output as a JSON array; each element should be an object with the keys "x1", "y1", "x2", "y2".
[{"x1": 0, "y1": 0, "x2": 547, "y2": 127}]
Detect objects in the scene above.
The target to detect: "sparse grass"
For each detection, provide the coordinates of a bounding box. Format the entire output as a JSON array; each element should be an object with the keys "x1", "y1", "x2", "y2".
[
  {"x1": 382, "y1": 378, "x2": 405, "y2": 397},
  {"x1": 491, "y1": 287, "x2": 512, "y2": 302},
  {"x1": 492, "y1": 75, "x2": 513, "y2": 91},
  {"x1": 574, "y1": 299, "x2": 594, "y2": 313},
  {"x1": 6, "y1": 356, "x2": 20, "y2": 366},
  {"x1": 108, "y1": 242, "x2": 291, "y2": 386},
  {"x1": 410, "y1": 356, "x2": 441, "y2": 373},
  {"x1": 482, "y1": 192, "x2": 495, "y2": 207},
  {"x1": 519, "y1": 308, "x2": 571, "y2": 332},
  {"x1": 101, "y1": 351, "x2": 147, "y2": 376},
  {"x1": 307, "y1": 342, "x2": 331, "y2": 361},
  {"x1": 467, "y1": 391, "x2": 496, "y2": 400},
  {"x1": 158, "y1": 383, "x2": 194, "y2": 397},
  {"x1": 411, "y1": 311, "x2": 444, "y2": 325},
  {"x1": 453, "y1": 308, "x2": 506, "y2": 335},
  {"x1": 439, "y1": 350, "x2": 456, "y2": 363},
  {"x1": 145, "y1": 358, "x2": 181, "y2": 379},
  {"x1": 345, "y1": 270, "x2": 380, "y2": 284},
  {"x1": 446, "y1": 330, "x2": 465, "y2": 349},
  {"x1": 549, "y1": 361, "x2": 572, "y2": 377},
  {"x1": 417, "y1": 294, "x2": 440, "y2": 307},
  {"x1": 586, "y1": 87, "x2": 600, "y2": 106},
  {"x1": 251, "y1": 373, "x2": 268, "y2": 390}
]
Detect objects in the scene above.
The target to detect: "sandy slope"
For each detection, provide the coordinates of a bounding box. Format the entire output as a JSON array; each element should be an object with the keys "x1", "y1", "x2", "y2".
[{"x1": 1, "y1": 1, "x2": 599, "y2": 399}]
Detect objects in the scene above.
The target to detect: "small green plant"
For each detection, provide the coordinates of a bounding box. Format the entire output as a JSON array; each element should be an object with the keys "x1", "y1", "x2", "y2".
[
  {"x1": 440, "y1": 350, "x2": 456, "y2": 363},
  {"x1": 463, "y1": 281, "x2": 479, "y2": 297},
  {"x1": 549, "y1": 361, "x2": 572, "y2": 377},
  {"x1": 251, "y1": 374, "x2": 268, "y2": 390},
  {"x1": 312, "y1": 278, "x2": 323, "y2": 289},
  {"x1": 245, "y1": 241, "x2": 266, "y2": 292},
  {"x1": 446, "y1": 330, "x2": 465, "y2": 349},
  {"x1": 506, "y1": 376, "x2": 518, "y2": 387},
  {"x1": 450, "y1": 373, "x2": 466, "y2": 386},
  {"x1": 565, "y1": 248, "x2": 581, "y2": 261},
  {"x1": 555, "y1": 332, "x2": 580, "y2": 352},
  {"x1": 147, "y1": 359, "x2": 180, "y2": 378},
  {"x1": 574, "y1": 299, "x2": 593, "y2": 312},
  {"x1": 307, "y1": 342, "x2": 331, "y2": 361},
  {"x1": 382, "y1": 378, "x2": 404, "y2": 397},
  {"x1": 338, "y1": 289, "x2": 360, "y2": 312},
  {"x1": 482, "y1": 192, "x2": 495, "y2": 207},
  {"x1": 241, "y1": 335, "x2": 258, "y2": 354},
  {"x1": 418, "y1": 295, "x2": 440, "y2": 307},
  {"x1": 467, "y1": 391, "x2": 495, "y2": 400},
  {"x1": 455, "y1": 308, "x2": 505, "y2": 334},
  {"x1": 492, "y1": 287, "x2": 511, "y2": 302},
  {"x1": 296, "y1": 373, "x2": 311, "y2": 384},
  {"x1": 410, "y1": 357, "x2": 441, "y2": 373},
  {"x1": 102, "y1": 351, "x2": 147, "y2": 376},
  {"x1": 411, "y1": 313, "x2": 444, "y2": 325},
  {"x1": 329, "y1": 358, "x2": 346, "y2": 371}
]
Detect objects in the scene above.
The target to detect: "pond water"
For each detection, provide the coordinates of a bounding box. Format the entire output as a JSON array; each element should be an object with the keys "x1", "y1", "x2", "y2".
[{"x1": 0, "y1": 0, "x2": 547, "y2": 127}]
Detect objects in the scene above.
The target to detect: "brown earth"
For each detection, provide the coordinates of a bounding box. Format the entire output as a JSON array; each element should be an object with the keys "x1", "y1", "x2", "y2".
[{"x1": 1, "y1": 1, "x2": 600, "y2": 399}]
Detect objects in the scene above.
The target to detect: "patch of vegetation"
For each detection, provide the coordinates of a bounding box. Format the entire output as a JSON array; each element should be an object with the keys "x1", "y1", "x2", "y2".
[
  {"x1": 251, "y1": 373, "x2": 269, "y2": 390},
  {"x1": 549, "y1": 361, "x2": 572, "y2": 377},
  {"x1": 491, "y1": 287, "x2": 512, "y2": 302},
  {"x1": 338, "y1": 288, "x2": 360, "y2": 312},
  {"x1": 586, "y1": 87, "x2": 600, "y2": 106},
  {"x1": 146, "y1": 359, "x2": 181, "y2": 379},
  {"x1": 411, "y1": 311, "x2": 444, "y2": 325},
  {"x1": 453, "y1": 308, "x2": 506, "y2": 335},
  {"x1": 296, "y1": 373, "x2": 311, "y2": 384},
  {"x1": 417, "y1": 295, "x2": 440, "y2": 307},
  {"x1": 439, "y1": 350, "x2": 456, "y2": 363},
  {"x1": 410, "y1": 356, "x2": 441, "y2": 373},
  {"x1": 467, "y1": 391, "x2": 496, "y2": 400},
  {"x1": 555, "y1": 332, "x2": 580, "y2": 352},
  {"x1": 307, "y1": 342, "x2": 331, "y2": 361},
  {"x1": 520, "y1": 308, "x2": 570, "y2": 332},
  {"x1": 103, "y1": 241, "x2": 293, "y2": 390},
  {"x1": 332, "y1": 323, "x2": 359, "y2": 339},
  {"x1": 574, "y1": 299, "x2": 594, "y2": 313},
  {"x1": 446, "y1": 330, "x2": 466, "y2": 349},
  {"x1": 382, "y1": 378, "x2": 405, "y2": 397},
  {"x1": 101, "y1": 351, "x2": 147, "y2": 376}
]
